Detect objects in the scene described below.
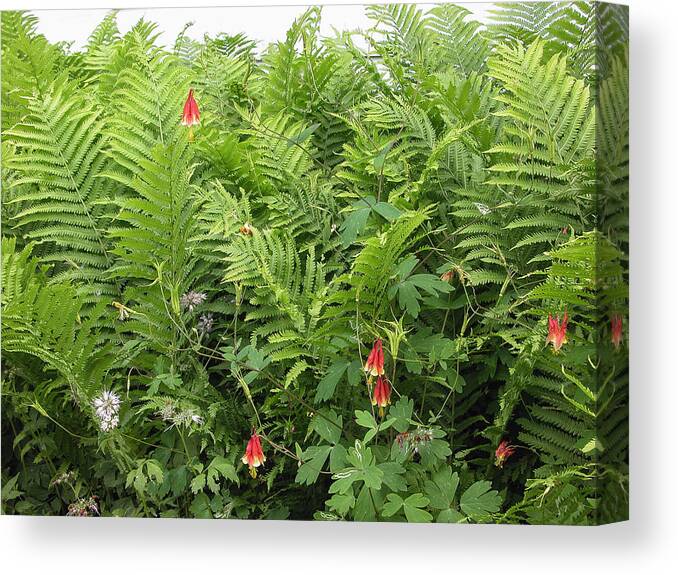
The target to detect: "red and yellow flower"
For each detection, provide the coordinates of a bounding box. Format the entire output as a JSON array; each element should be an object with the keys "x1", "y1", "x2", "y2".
[
  {"x1": 495, "y1": 439, "x2": 515, "y2": 468},
  {"x1": 181, "y1": 88, "x2": 200, "y2": 141},
  {"x1": 364, "y1": 338, "x2": 385, "y2": 377},
  {"x1": 611, "y1": 314, "x2": 624, "y2": 350},
  {"x1": 546, "y1": 312, "x2": 568, "y2": 352},
  {"x1": 242, "y1": 431, "x2": 266, "y2": 478},
  {"x1": 372, "y1": 375, "x2": 391, "y2": 417}
]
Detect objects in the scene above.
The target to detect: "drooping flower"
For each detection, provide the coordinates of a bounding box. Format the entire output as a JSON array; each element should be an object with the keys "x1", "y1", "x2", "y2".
[
  {"x1": 440, "y1": 270, "x2": 454, "y2": 282},
  {"x1": 495, "y1": 439, "x2": 515, "y2": 468},
  {"x1": 611, "y1": 314, "x2": 624, "y2": 350},
  {"x1": 372, "y1": 375, "x2": 392, "y2": 417},
  {"x1": 180, "y1": 290, "x2": 207, "y2": 312},
  {"x1": 239, "y1": 222, "x2": 253, "y2": 236},
  {"x1": 546, "y1": 312, "x2": 568, "y2": 352},
  {"x1": 181, "y1": 88, "x2": 200, "y2": 142},
  {"x1": 181, "y1": 89, "x2": 200, "y2": 126},
  {"x1": 242, "y1": 431, "x2": 266, "y2": 478},
  {"x1": 92, "y1": 390, "x2": 121, "y2": 432},
  {"x1": 364, "y1": 338, "x2": 385, "y2": 377}
]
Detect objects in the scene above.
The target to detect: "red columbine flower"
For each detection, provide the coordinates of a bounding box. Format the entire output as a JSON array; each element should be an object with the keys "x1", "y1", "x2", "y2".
[
  {"x1": 181, "y1": 88, "x2": 200, "y2": 141},
  {"x1": 495, "y1": 439, "x2": 515, "y2": 468},
  {"x1": 242, "y1": 431, "x2": 266, "y2": 478},
  {"x1": 372, "y1": 375, "x2": 391, "y2": 417},
  {"x1": 364, "y1": 338, "x2": 385, "y2": 377},
  {"x1": 546, "y1": 312, "x2": 568, "y2": 352},
  {"x1": 611, "y1": 314, "x2": 624, "y2": 350}
]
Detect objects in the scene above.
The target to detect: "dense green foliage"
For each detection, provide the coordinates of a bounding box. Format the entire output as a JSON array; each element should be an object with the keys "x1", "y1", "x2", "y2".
[{"x1": 1, "y1": 2, "x2": 628, "y2": 524}]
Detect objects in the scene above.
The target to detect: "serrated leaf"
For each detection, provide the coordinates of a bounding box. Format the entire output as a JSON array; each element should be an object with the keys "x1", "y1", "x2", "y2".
[{"x1": 190, "y1": 473, "x2": 206, "y2": 494}]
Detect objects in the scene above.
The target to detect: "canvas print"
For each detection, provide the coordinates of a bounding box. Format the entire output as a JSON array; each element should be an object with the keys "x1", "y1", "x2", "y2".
[{"x1": 0, "y1": 2, "x2": 628, "y2": 524}]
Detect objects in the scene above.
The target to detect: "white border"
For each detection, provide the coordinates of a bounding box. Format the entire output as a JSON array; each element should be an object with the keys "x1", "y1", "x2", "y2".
[{"x1": 2, "y1": 0, "x2": 677, "y2": 572}]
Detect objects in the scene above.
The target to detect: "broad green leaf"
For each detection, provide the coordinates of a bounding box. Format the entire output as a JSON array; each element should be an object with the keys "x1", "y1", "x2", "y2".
[
  {"x1": 437, "y1": 509, "x2": 467, "y2": 523},
  {"x1": 295, "y1": 445, "x2": 332, "y2": 486},
  {"x1": 373, "y1": 201, "x2": 401, "y2": 222},
  {"x1": 398, "y1": 281, "x2": 421, "y2": 317},
  {"x1": 377, "y1": 462, "x2": 407, "y2": 492},
  {"x1": 288, "y1": 123, "x2": 320, "y2": 146},
  {"x1": 315, "y1": 360, "x2": 350, "y2": 403},
  {"x1": 190, "y1": 473, "x2": 206, "y2": 494},
  {"x1": 402, "y1": 493, "x2": 433, "y2": 523},
  {"x1": 382, "y1": 493, "x2": 404, "y2": 517},
  {"x1": 425, "y1": 469, "x2": 460, "y2": 510},
  {"x1": 327, "y1": 492, "x2": 355, "y2": 516},
  {"x1": 311, "y1": 409, "x2": 342, "y2": 444},
  {"x1": 145, "y1": 460, "x2": 164, "y2": 484},
  {"x1": 388, "y1": 396, "x2": 414, "y2": 432},
  {"x1": 329, "y1": 443, "x2": 348, "y2": 472},
  {"x1": 354, "y1": 409, "x2": 377, "y2": 430},
  {"x1": 354, "y1": 485, "x2": 379, "y2": 521},
  {"x1": 340, "y1": 205, "x2": 370, "y2": 246},
  {"x1": 207, "y1": 456, "x2": 239, "y2": 491},
  {"x1": 189, "y1": 493, "x2": 213, "y2": 518},
  {"x1": 460, "y1": 480, "x2": 502, "y2": 519}
]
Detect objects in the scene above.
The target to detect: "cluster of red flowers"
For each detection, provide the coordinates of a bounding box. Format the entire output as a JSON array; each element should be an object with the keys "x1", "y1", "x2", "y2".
[
  {"x1": 546, "y1": 311, "x2": 625, "y2": 352},
  {"x1": 239, "y1": 315, "x2": 625, "y2": 477},
  {"x1": 364, "y1": 338, "x2": 392, "y2": 417}
]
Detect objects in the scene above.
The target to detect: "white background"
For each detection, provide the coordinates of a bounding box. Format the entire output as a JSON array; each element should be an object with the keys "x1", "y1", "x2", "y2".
[{"x1": 1, "y1": 0, "x2": 676, "y2": 573}]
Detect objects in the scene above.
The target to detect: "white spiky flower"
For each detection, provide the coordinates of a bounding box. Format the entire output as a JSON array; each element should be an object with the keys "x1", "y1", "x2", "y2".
[
  {"x1": 93, "y1": 390, "x2": 121, "y2": 432},
  {"x1": 180, "y1": 290, "x2": 207, "y2": 312},
  {"x1": 99, "y1": 414, "x2": 119, "y2": 432}
]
